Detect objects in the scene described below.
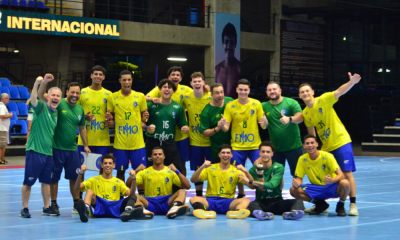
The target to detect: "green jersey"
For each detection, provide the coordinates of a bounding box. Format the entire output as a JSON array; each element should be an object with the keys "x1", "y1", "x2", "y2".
[
  {"x1": 26, "y1": 101, "x2": 58, "y2": 156},
  {"x1": 146, "y1": 100, "x2": 188, "y2": 141},
  {"x1": 53, "y1": 99, "x2": 86, "y2": 151},
  {"x1": 199, "y1": 97, "x2": 233, "y2": 157},
  {"x1": 249, "y1": 162, "x2": 284, "y2": 200},
  {"x1": 28, "y1": 103, "x2": 34, "y2": 114},
  {"x1": 262, "y1": 97, "x2": 302, "y2": 152}
]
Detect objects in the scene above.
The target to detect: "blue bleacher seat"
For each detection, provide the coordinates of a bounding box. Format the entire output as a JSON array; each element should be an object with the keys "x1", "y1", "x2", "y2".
[
  {"x1": 19, "y1": 0, "x2": 27, "y2": 7},
  {"x1": 9, "y1": 120, "x2": 16, "y2": 133},
  {"x1": 16, "y1": 119, "x2": 28, "y2": 135},
  {"x1": 10, "y1": 86, "x2": 21, "y2": 100},
  {"x1": 27, "y1": 0, "x2": 35, "y2": 8},
  {"x1": 18, "y1": 86, "x2": 30, "y2": 99},
  {"x1": 17, "y1": 102, "x2": 28, "y2": 116},
  {"x1": 1, "y1": 86, "x2": 10, "y2": 96},
  {"x1": 6, "y1": 102, "x2": 19, "y2": 115},
  {"x1": 0, "y1": 0, "x2": 10, "y2": 6},
  {"x1": 37, "y1": 1, "x2": 49, "y2": 10},
  {"x1": 10, "y1": 0, "x2": 18, "y2": 6},
  {"x1": 0, "y1": 79, "x2": 11, "y2": 88},
  {"x1": 10, "y1": 111, "x2": 18, "y2": 121}
]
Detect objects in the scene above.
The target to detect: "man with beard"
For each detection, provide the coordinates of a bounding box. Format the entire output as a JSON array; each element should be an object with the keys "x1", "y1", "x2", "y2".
[
  {"x1": 21, "y1": 74, "x2": 62, "y2": 218},
  {"x1": 38, "y1": 81, "x2": 90, "y2": 215},
  {"x1": 106, "y1": 70, "x2": 148, "y2": 183}
]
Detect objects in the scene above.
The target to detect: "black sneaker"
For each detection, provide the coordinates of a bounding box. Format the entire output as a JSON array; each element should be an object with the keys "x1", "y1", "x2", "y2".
[
  {"x1": 336, "y1": 202, "x2": 347, "y2": 217},
  {"x1": 20, "y1": 208, "x2": 31, "y2": 218},
  {"x1": 42, "y1": 207, "x2": 60, "y2": 216},
  {"x1": 309, "y1": 200, "x2": 329, "y2": 215},
  {"x1": 76, "y1": 199, "x2": 89, "y2": 222},
  {"x1": 120, "y1": 207, "x2": 144, "y2": 222},
  {"x1": 51, "y1": 203, "x2": 61, "y2": 216}
]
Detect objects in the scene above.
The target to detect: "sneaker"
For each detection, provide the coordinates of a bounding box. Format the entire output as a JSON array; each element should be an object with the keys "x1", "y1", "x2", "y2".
[
  {"x1": 20, "y1": 208, "x2": 31, "y2": 218},
  {"x1": 282, "y1": 210, "x2": 305, "y2": 220},
  {"x1": 43, "y1": 207, "x2": 60, "y2": 216},
  {"x1": 349, "y1": 203, "x2": 359, "y2": 216},
  {"x1": 252, "y1": 210, "x2": 274, "y2": 220},
  {"x1": 76, "y1": 199, "x2": 89, "y2": 222},
  {"x1": 305, "y1": 205, "x2": 328, "y2": 213},
  {"x1": 137, "y1": 207, "x2": 154, "y2": 220},
  {"x1": 51, "y1": 203, "x2": 61, "y2": 216},
  {"x1": 120, "y1": 207, "x2": 144, "y2": 222},
  {"x1": 193, "y1": 209, "x2": 216, "y2": 219},
  {"x1": 166, "y1": 205, "x2": 190, "y2": 219},
  {"x1": 71, "y1": 208, "x2": 78, "y2": 214},
  {"x1": 226, "y1": 209, "x2": 250, "y2": 219},
  {"x1": 309, "y1": 201, "x2": 329, "y2": 215},
  {"x1": 336, "y1": 202, "x2": 347, "y2": 217}
]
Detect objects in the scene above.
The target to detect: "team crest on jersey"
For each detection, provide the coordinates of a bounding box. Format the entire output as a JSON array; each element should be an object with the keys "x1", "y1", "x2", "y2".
[
  {"x1": 322, "y1": 164, "x2": 326, "y2": 170},
  {"x1": 134, "y1": 101, "x2": 137, "y2": 107},
  {"x1": 319, "y1": 108, "x2": 323, "y2": 113},
  {"x1": 229, "y1": 177, "x2": 233, "y2": 182},
  {"x1": 250, "y1": 109, "x2": 255, "y2": 115},
  {"x1": 281, "y1": 109, "x2": 287, "y2": 115},
  {"x1": 180, "y1": 94, "x2": 183, "y2": 99},
  {"x1": 78, "y1": 114, "x2": 82, "y2": 121},
  {"x1": 112, "y1": 186, "x2": 116, "y2": 192},
  {"x1": 103, "y1": 98, "x2": 107, "y2": 103},
  {"x1": 165, "y1": 177, "x2": 169, "y2": 183},
  {"x1": 172, "y1": 111, "x2": 176, "y2": 118},
  {"x1": 271, "y1": 173, "x2": 274, "y2": 177}
]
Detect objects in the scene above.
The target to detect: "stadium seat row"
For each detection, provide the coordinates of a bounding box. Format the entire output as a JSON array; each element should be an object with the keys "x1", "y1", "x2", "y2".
[
  {"x1": 0, "y1": 85, "x2": 30, "y2": 100},
  {"x1": 9, "y1": 119, "x2": 28, "y2": 135},
  {"x1": 6, "y1": 103, "x2": 29, "y2": 117},
  {"x1": 0, "y1": 0, "x2": 50, "y2": 10}
]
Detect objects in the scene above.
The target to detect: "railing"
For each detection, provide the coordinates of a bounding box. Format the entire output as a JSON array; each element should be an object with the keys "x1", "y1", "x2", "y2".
[{"x1": 50, "y1": 0, "x2": 84, "y2": 17}]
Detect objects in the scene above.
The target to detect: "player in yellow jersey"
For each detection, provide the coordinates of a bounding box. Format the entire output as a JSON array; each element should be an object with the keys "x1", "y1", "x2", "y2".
[
  {"x1": 298, "y1": 72, "x2": 361, "y2": 216},
  {"x1": 106, "y1": 70, "x2": 147, "y2": 182},
  {"x1": 189, "y1": 144, "x2": 253, "y2": 219},
  {"x1": 126, "y1": 146, "x2": 191, "y2": 219},
  {"x1": 74, "y1": 154, "x2": 144, "y2": 222},
  {"x1": 146, "y1": 66, "x2": 192, "y2": 175},
  {"x1": 221, "y1": 79, "x2": 268, "y2": 166},
  {"x1": 290, "y1": 135, "x2": 350, "y2": 216},
  {"x1": 182, "y1": 72, "x2": 212, "y2": 197},
  {"x1": 77, "y1": 65, "x2": 112, "y2": 157}
]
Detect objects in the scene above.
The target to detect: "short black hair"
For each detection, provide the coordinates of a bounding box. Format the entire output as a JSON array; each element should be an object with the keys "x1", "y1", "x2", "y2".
[
  {"x1": 259, "y1": 141, "x2": 275, "y2": 152},
  {"x1": 119, "y1": 70, "x2": 132, "y2": 78},
  {"x1": 167, "y1": 66, "x2": 183, "y2": 78},
  {"x1": 67, "y1": 82, "x2": 82, "y2": 91},
  {"x1": 210, "y1": 83, "x2": 223, "y2": 94},
  {"x1": 91, "y1": 65, "x2": 106, "y2": 75},
  {"x1": 222, "y1": 23, "x2": 237, "y2": 44},
  {"x1": 158, "y1": 78, "x2": 177, "y2": 92},
  {"x1": 101, "y1": 154, "x2": 115, "y2": 164},
  {"x1": 219, "y1": 144, "x2": 232, "y2": 153},
  {"x1": 237, "y1": 79, "x2": 251, "y2": 88},
  {"x1": 303, "y1": 134, "x2": 317, "y2": 143},
  {"x1": 152, "y1": 146, "x2": 164, "y2": 154}
]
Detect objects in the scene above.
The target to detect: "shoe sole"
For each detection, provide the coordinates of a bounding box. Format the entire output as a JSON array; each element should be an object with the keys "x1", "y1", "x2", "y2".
[
  {"x1": 166, "y1": 205, "x2": 190, "y2": 219},
  {"x1": 226, "y1": 209, "x2": 250, "y2": 219},
  {"x1": 76, "y1": 200, "x2": 89, "y2": 222},
  {"x1": 282, "y1": 210, "x2": 305, "y2": 220},
  {"x1": 309, "y1": 204, "x2": 329, "y2": 215},
  {"x1": 20, "y1": 214, "x2": 31, "y2": 218},
  {"x1": 137, "y1": 212, "x2": 154, "y2": 220},
  {"x1": 193, "y1": 209, "x2": 216, "y2": 219},
  {"x1": 253, "y1": 210, "x2": 274, "y2": 220},
  {"x1": 305, "y1": 207, "x2": 328, "y2": 213},
  {"x1": 121, "y1": 208, "x2": 144, "y2": 222}
]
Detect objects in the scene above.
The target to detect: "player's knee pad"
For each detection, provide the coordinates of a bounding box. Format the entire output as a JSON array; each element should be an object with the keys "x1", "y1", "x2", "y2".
[{"x1": 192, "y1": 202, "x2": 206, "y2": 210}]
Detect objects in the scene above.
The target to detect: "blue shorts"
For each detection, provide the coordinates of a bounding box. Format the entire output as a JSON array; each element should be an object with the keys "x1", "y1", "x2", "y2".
[
  {"x1": 23, "y1": 150, "x2": 53, "y2": 186},
  {"x1": 52, "y1": 149, "x2": 82, "y2": 182},
  {"x1": 301, "y1": 182, "x2": 339, "y2": 200},
  {"x1": 330, "y1": 143, "x2": 356, "y2": 172},
  {"x1": 91, "y1": 196, "x2": 125, "y2": 218},
  {"x1": 78, "y1": 145, "x2": 110, "y2": 156},
  {"x1": 113, "y1": 148, "x2": 147, "y2": 171},
  {"x1": 206, "y1": 196, "x2": 234, "y2": 214},
  {"x1": 176, "y1": 138, "x2": 189, "y2": 162},
  {"x1": 145, "y1": 195, "x2": 172, "y2": 215},
  {"x1": 190, "y1": 145, "x2": 211, "y2": 170},
  {"x1": 232, "y1": 149, "x2": 260, "y2": 166}
]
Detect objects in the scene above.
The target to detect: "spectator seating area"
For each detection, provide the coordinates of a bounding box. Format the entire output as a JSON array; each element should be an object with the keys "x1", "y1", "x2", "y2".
[{"x1": 0, "y1": 0, "x2": 50, "y2": 10}]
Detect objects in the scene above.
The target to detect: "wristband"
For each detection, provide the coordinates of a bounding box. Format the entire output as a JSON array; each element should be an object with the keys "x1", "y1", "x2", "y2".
[
  {"x1": 175, "y1": 169, "x2": 181, "y2": 175},
  {"x1": 214, "y1": 127, "x2": 217, "y2": 133},
  {"x1": 144, "y1": 126, "x2": 148, "y2": 132},
  {"x1": 257, "y1": 174, "x2": 264, "y2": 178},
  {"x1": 289, "y1": 117, "x2": 292, "y2": 122},
  {"x1": 256, "y1": 167, "x2": 263, "y2": 171},
  {"x1": 249, "y1": 180, "x2": 253, "y2": 185}
]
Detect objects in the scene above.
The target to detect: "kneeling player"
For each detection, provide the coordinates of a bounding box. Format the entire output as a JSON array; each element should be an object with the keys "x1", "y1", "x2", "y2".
[
  {"x1": 290, "y1": 135, "x2": 350, "y2": 216},
  {"x1": 74, "y1": 154, "x2": 142, "y2": 222},
  {"x1": 189, "y1": 144, "x2": 252, "y2": 219},
  {"x1": 126, "y1": 146, "x2": 191, "y2": 219}
]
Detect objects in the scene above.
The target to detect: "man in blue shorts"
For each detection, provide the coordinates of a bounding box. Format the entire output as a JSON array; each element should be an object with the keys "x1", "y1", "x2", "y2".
[
  {"x1": 290, "y1": 135, "x2": 350, "y2": 216},
  {"x1": 127, "y1": 146, "x2": 191, "y2": 219},
  {"x1": 74, "y1": 154, "x2": 142, "y2": 222},
  {"x1": 21, "y1": 74, "x2": 61, "y2": 218},
  {"x1": 189, "y1": 144, "x2": 253, "y2": 219}
]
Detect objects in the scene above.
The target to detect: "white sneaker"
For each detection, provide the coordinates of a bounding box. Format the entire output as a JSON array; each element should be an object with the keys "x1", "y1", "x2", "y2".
[
  {"x1": 305, "y1": 205, "x2": 328, "y2": 213},
  {"x1": 138, "y1": 207, "x2": 154, "y2": 220},
  {"x1": 349, "y1": 203, "x2": 359, "y2": 216},
  {"x1": 166, "y1": 205, "x2": 189, "y2": 219},
  {"x1": 71, "y1": 208, "x2": 78, "y2": 214}
]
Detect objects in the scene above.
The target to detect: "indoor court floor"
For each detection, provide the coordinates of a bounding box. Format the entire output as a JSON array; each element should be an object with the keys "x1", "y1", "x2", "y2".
[{"x1": 0, "y1": 155, "x2": 399, "y2": 240}]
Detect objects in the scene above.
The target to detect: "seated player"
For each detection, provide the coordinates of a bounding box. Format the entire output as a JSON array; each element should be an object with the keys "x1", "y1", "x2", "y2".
[
  {"x1": 239, "y1": 141, "x2": 305, "y2": 220},
  {"x1": 126, "y1": 146, "x2": 191, "y2": 219},
  {"x1": 290, "y1": 135, "x2": 350, "y2": 216},
  {"x1": 189, "y1": 144, "x2": 253, "y2": 219},
  {"x1": 74, "y1": 154, "x2": 141, "y2": 222}
]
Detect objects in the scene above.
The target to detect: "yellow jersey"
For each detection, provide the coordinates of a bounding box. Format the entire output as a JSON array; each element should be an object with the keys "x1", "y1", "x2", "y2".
[
  {"x1": 77, "y1": 87, "x2": 112, "y2": 146},
  {"x1": 199, "y1": 163, "x2": 244, "y2": 199},
  {"x1": 136, "y1": 166, "x2": 182, "y2": 197},
  {"x1": 182, "y1": 92, "x2": 212, "y2": 147},
  {"x1": 303, "y1": 92, "x2": 352, "y2": 152},
  {"x1": 107, "y1": 90, "x2": 147, "y2": 150},
  {"x1": 146, "y1": 84, "x2": 192, "y2": 142},
  {"x1": 295, "y1": 151, "x2": 340, "y2": 186},
  {"x1": 223, "y1": 98, "x2": 263, "y2": 150},
  {"x1": 82, "y1": 175, "x2": 129, "y2": 201}
]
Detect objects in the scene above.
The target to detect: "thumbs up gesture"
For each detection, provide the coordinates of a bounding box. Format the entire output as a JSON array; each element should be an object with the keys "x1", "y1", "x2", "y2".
[
  {"x1": 258, "y1": 112, "x2": 268, "y2": 128},
  {"x1": 85, "y1": 111, "x2": 95, "y2": 121},
  {"x1": 280, "y1": 110, "x2": 290, "y2": 125},
  {"x1": 105, "y1": 109, "x2": 113, "y2": 121},
  {"x1": 348, "y1": 72, "x2": 361, "y2": 85},
  {"x1": 219, "y1": 114, "x2": 228, "y2": 127}
]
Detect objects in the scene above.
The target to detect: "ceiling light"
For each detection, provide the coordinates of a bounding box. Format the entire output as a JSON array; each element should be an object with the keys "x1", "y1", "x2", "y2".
[{"x1": 167, "y1": 57, "x2": 187, "y2": 61}]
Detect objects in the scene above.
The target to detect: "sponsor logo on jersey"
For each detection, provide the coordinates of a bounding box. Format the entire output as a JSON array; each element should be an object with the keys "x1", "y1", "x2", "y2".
[
  {"x1": 318, "y1": 99, "x2": 321, "y2": 104},
  {"x1": 216, "y1": 114, "x2": 220, "y2": 118},
  {"x1": 344, "y1": 160, "x2": 349, "y2": 164},
  {"x1": 116, "y1": 104, "x2": 119, "y2": 106},
  {"x1": 114, "y1": 96, "x2": 118, "y2": 100},
  {"x1": 152, "y1": 105, "x2": 157, "y2": 108},
  {"x1": 62, "y1": 110, "x2": 67, "y2": 114},
  {"x1": 105, "y1": 92, "x2": 110, "y2": 96},
  {"x1": 28, "y1": 177, "x2": 34, "y2": 181},
  {"x1": 252, "y1": 102, "x2": 257, "y2": 106},
  {"x1": 211, "y1": 167, "x2": 216, "y2": 171},
  {"x1": 173, "y1": 105, "x2": 179, "y2": 109},
  {"x1": 181, "y1": 88, "x2": 184, "y2": 90}
]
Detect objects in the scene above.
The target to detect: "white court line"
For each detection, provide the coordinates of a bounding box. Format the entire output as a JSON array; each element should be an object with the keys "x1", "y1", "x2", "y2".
[
  {"x1": 356, "y1": 190, "x2": 400, "y2": 196},
  {"x1": 236, "y1": 218, "x2": 400, "y2": 240},
  {"x1": 356, "y1": 175, "x2": 398, "y2": 180},
  {"x1": 356, "y1": 181, "x2": 400, "y2": 187},
  {"x1": 380, "y1": 157, "x2": 400, "y2": 164}
]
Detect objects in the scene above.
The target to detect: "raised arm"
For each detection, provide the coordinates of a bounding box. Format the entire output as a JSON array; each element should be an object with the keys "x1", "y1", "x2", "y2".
[
  {"x1": 334, "y1": 72, "x2": 361, "y2": 99},
  {"x1": 190, "y1": 160, "x2": 211, "y2": 183},
  {"x1": 74, "y1": 165, "x2": 88, "y2": 191},
  {"x1": 30, "y1": 76, "x2": 44, "y2": 108}
]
